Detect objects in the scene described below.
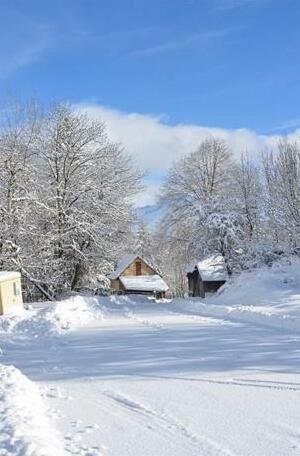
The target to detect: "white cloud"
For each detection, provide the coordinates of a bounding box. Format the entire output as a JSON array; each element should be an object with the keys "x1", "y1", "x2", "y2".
[
  {"x1": 133, "y1": 180, "x2": 161, "y2": 208},
  {"x1": 267, "y1": 118, "x2": 300, "y2": 133},
  {"x1": 128, "y1": 28, "x2": 234, "y2": 58},
  {"x1": 0, "y1": 7, "x2": 56, "y2": 79},
  {"x1": 0, "y1": 40, "x2": 49, "y2": 79},
  {"x1": 76, "y1": 103, "x2": 300, "y2": 170},
  {"x1": 75, "y1": 103, "x2": 300, "y2": 207}
]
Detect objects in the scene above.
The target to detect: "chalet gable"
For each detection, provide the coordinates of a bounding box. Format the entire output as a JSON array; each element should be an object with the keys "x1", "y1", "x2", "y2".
[{"x1": 108, "y1": 254, "x2": 158, "y2": 280}]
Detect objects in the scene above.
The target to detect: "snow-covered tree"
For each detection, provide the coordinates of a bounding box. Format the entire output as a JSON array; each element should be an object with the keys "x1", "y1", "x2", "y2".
[
  {"x1": 162, "y1": 138, "x2": 233, "y2": 230},
  {"x1": 263, "y1": 139, "x2": 300, "y2": 247},
  {"x1": 161, "y1": 138, "x2": 238, "y2": 275},
  {"x1": 133, "y1": 220, "x2": 157, "y2": 264},
  {"x1": 160, "y1": 135, "x2": 300, "y2": 286},
  {"x1": 204, "y1": 212, "x2": 244, "y2": 275},
  {"x1": 154, "y1": 220, "x2": 192, "y2": 296},
  {"x1": 234, "y1": 152, "x2": 263, "y2": 240},
  {"x1": 0, "y1": 100, "x2": 46, "y2": 297},
  {"x1": 0, "y1": 101, "x2": 143, "y2": 299},
  {"x1": 33, "y1": 104, "x2": 143, "y2": 295}
]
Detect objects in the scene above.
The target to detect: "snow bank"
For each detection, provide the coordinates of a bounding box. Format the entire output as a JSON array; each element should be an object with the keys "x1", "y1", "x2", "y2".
[
  {"x1": 174, "y1": 299, "x2": 300, "y2": 333},
  {"x1": 43, "y1": 295, "x2": 103, "y2": 332},
  {"x1": 0, "y1": 296, "x2": 103, "y2": 338},
  {"x1": 213, "y1": 258, "x2": 300, "y2": 315},
  {"x1": 0, "y1": 364, "x2": 66, "y2": 455},
  {"x1": 176, "y1": 258, "x2": 300, "y2": 333}
]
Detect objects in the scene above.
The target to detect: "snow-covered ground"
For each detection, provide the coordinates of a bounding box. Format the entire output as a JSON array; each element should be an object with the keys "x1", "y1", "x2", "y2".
[
  {"x1": 176, "y1": 258, "x2": 300, "y2": 332},
  {"x1": 1, "y1": 261, "x2": 300, "y2": 455}
]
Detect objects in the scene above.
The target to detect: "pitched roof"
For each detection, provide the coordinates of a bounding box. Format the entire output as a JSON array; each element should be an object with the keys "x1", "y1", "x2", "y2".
[
  {"x1": 187, "y1": 254, "x2": 227, "y2": 282},
  {"x1": 108, "y1": 254, "x2": 158, "y2": 280},
  {"x1": 119, "y1": 275, "x2": 169, "y2": 292}
]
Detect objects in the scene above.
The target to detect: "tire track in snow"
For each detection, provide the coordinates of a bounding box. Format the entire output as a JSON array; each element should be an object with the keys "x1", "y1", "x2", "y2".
[
  {"x1": 140, "y1": 374, "x2": 300, "y2": 392},
  {"x1": 193, "y1": 377, "x2": 300, "y2": 392},
  {"x1": 168, "y1": 309, "x2": 232, "y2": 326},
  {"x1": 232, "y1": 378, "x2": 300, "y2": 392},
  {"x1": 123, "y1": 308, "x2": 164, "y2": 330},
  {"x1": 103, "y1": 390, "x2": 236, "y2": 456}
]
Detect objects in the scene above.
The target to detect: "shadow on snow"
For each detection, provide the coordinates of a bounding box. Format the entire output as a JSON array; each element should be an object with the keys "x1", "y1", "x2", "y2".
[{"x1": 2, "y1": 314, "x2": 300, "y2": 382}]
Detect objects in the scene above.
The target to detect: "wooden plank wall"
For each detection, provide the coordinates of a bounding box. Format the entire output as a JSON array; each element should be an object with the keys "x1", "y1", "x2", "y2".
[{"x1": 121, "y1": 259, "x2": 156, "y2": 276}]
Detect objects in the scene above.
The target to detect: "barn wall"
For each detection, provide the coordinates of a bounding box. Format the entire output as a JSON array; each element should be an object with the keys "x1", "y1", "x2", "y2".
[
  {"x1": 110, "y1": 279, "x2": 120, "y2": 290},
  {"x1": 187, "y1": 272, "x2": 225, "y2": 298},
  {"x1": 110, "y1": 279, "x2": 126, "y2": 292},
  {"x1": 121, "y1": 259, "x2": 156, "y2": 277},
  {"x1": 187, "y1": 270, "x2": 204, "y2": 298},
  {"x1": 199, "y1": 279, "x2": 205, "y2": 298}
]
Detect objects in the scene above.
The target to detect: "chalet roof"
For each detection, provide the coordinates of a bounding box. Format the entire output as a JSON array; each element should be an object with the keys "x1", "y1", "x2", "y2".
[
  {"x1": 0, "y1": 271, "x2": 21, "y2": 283},
  {"x1": 119, "y1": 275, "x2": 169, "y2": 292},
  {"x1": 186, "y1": 254, "x2": 227, "y2": 282},
  {"x1": 108, "y1": 254, "x2": 158, "y2": 280}
]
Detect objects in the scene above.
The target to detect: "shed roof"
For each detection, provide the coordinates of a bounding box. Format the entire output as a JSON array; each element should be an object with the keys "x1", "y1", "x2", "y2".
[
  {"x1": 0, "y1": 271, "x2": 21, "y2": 283},
  {"x1": 108, "y1": 254, "x2": 157, "y2": 279},
  {"x1": 119, "y1": 275, "x2": 169, "y2": 292},
  {"x1": 187, "y1": 255, "x2": 227, "y2": 282}
]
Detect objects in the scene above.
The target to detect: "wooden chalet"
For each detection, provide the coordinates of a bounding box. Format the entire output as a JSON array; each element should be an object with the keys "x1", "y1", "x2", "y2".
[
  {"x1": 109, "y1": 254, "x2": 169, "y2": 298},
  {"x1": 187, "y1": 254, "x2": 226, "y2": 298}
]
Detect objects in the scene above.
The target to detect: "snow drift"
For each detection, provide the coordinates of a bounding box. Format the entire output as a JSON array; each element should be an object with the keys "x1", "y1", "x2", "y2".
[
  {"x1": 0, "y1": 364, "x2": 66, "y2": 455},
  {"x1": 176, "y1": 258, "x2": 300, "y2": 332},
  {"x1": 213, "y1": 258, "x2": 300, "y2": 311},
  {"x1": 0, "y1": 295, "x2": 103, "y2": 338}
]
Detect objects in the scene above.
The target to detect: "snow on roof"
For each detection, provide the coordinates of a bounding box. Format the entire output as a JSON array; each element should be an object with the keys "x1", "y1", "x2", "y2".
[
  {"x1": 119, "y1": 275, "x2": 169, "y2": 292},
  {"x1": 186, "y1": 260, "x2": 198, "y2": 274},
  {"x1": 108, "y1": 254, "x2": 137, "y2": 279},
  {"x1": 108, "y1": 254, "x2": 158, "y2": 279},
  {"x1": 0, "y1": 271, "x2": 21, "y2": 283},
  {"x1": 187, "y1": 255, "x2": 227, "y2": 282}
]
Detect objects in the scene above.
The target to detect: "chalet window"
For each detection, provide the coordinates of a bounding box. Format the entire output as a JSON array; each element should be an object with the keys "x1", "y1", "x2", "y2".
[{"x1": 136, "y1": 261, "x2": 142, "y2": 276}]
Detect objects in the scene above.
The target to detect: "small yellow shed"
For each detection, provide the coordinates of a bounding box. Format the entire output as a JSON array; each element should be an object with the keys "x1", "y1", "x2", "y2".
[{"x1": 0, "y1": 271, "x2": 23, "y2": 315}]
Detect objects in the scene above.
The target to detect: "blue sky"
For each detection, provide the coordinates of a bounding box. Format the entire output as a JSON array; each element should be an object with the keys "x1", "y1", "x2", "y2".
[
  {"x1": 1, "y1": 0, "x2": 299, "y2": 132},
  {"x1": 0, "y1": 0, "x2": 299, "y2": 206}
]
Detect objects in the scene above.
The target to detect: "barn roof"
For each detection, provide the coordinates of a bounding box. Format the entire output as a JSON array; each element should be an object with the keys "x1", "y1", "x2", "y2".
[
  {"x1": 187, "y1": 254, "x2": 227, "y2": 282},
  {"x1": 108, "y1": 254, "x2": 158, "y2": 280},
  {"x1": 119, "y1": 275, "x2": 169, "y2": 292}
]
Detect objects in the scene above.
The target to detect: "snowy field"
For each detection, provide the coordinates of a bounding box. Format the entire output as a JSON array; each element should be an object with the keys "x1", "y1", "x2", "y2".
[{"x1": 1, "y1": 261, "x2": 300, "y2": 455}]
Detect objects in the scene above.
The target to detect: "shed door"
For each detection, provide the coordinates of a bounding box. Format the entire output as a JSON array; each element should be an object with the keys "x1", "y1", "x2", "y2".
[{"x1": 136, "y1": 261, "x2": 142, "y2": 276}]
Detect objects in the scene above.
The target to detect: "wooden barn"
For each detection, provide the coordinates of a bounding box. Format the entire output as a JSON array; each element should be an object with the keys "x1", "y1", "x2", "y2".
[
  {"x1": 109, "y1": 254, "x2": 169, "y2": 297},
  {"x1": 186, "y1": 254, "x2": 226, "y2": 298}
]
